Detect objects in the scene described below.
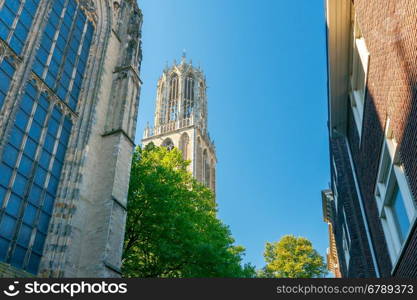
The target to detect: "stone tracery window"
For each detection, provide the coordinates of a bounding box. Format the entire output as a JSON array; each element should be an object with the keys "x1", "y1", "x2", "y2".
[
  {"x1": 183, "y1": 75, "x2": 194, "y2": 119},
  {"x1": 167, "y1": 74, "x2": 178, "y2": 121},
  {"x1": 158, "y1": 82, "x2": 167, "y2": 125},
  {"x1": 203, "y1": 149, "x2": 210, "y2": 187},
  {"x1": 0, "y1": 0, "x2": 94, "y2": 275},
  {"x1": 196, "y1": 137, "x2": 202, "y2": 181},
  {"x1": 199, "y1": 81, "x2": 207, "y2": 127}
]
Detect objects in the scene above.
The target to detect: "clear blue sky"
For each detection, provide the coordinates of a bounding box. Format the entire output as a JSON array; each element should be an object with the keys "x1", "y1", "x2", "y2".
[{"x1": 135, "y1": 0, "x2": 329, "y2": 269}]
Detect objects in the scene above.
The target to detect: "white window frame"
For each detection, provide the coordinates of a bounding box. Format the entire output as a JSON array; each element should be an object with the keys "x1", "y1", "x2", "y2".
[
  {"x1": 374, "y1": 118, "x2": 417, "y2": 268},
  {"x1": 349, "y1": 15, "x2": 369, "y2": 140}
]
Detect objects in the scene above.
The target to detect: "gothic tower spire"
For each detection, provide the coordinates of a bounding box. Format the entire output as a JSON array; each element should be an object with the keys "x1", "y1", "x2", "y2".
[{"x1": 143, "y1": 57, "x2": 216, "y2": 192}]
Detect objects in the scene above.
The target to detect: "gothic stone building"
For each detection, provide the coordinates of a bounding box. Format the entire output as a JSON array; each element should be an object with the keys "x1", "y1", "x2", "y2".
[
  {"x1": 0, "y1": 0, "x2": 143, "y2": 277},
  {"x1": 326, "y1": 0, "x2": 417, "y2": 277},
  {"x1": 143, "y1": 56, "x2": 216, "y2": 191}
]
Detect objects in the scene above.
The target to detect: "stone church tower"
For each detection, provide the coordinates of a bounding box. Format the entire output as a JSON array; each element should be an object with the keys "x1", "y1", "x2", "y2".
[{"x1": 143, "y1": 56, "x2": 216, "y2": 192}]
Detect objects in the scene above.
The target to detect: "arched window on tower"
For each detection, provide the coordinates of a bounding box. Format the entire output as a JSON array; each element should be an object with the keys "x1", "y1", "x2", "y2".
[
  {"x1": 183, "y1": 75, "x2": 194, "y2": 119},
  {"x1": 196, "y1": 138, "x2": 202, "y2": 181},
  {"x1": 199, "y1": 81, "x2": 206, "y2": 122},
  {"x1": 179, "y1": 133, "x2": 190, "y2": 160},
  {"x1": 168, "y1": 74, "x2": 179, "y2": 121},
  {"x1": 162, "y1": 138, "x2": 174, "y2": 150},
  {"x1": 158, "y1": 82, "x2": 167, "y2": 124},
  {"x1": 203, "y1": 149, "x2": 210, "y2": 187}
]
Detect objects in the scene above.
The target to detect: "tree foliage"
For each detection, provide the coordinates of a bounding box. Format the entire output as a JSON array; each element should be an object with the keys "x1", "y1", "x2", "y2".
[
  {"x1": 122, "y1": 143, "x2": 255, "y2": 278},
  {"x1": 259, "y1": 235, "x2": 327, "y2": 278}
]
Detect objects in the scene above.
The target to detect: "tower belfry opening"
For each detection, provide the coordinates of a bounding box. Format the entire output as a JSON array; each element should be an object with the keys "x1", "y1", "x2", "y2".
[{"x1": 143, "y1": 57, "x2": 216, "y2": 193}]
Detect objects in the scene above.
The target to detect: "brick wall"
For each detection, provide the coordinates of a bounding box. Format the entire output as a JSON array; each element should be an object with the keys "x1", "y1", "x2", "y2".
[
  {"x1": 348, "y1": 0, "x2": 417, "y2": 277},
  {"x1": 330, "y1": 135, "x2": 376, "y2": 277}
]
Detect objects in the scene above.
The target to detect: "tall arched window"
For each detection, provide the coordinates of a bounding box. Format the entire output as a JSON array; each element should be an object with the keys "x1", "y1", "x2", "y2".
[
  {"x1": 196, "y1": 138, "x2": 202, "y2": 181},
  {"x1": 179, "y1": 133, "x2": 189, "y2": 160},
  {"x1": 183, "y1": 75, "x2": 194, "y2": 119},
  {"x1": 199, "y1": 81, "x2": 206, "y2": 120},
  {"x1": 162, "y1": 138, "x2": 174, "y2": 150},
  {"x1": 158, "y1": 82, "x2": 167, "y2": 124},
  {"x1": 168, "y1": 74, "x2": 178, "y2": 121},
  {"x1": 203, "y1": 149, "x2": 210, "y2": 187},
  {"x1": 210, "y1": 159, "x2": 215, "y2": 192}
]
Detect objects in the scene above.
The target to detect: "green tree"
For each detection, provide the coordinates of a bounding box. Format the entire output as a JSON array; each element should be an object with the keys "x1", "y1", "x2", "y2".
[
  {"x1": 259, "y1": 235, "x2": 327, "y2": 278},
  {"x1": 122, "y1": 143, "x2": 255, "y2": 278}
]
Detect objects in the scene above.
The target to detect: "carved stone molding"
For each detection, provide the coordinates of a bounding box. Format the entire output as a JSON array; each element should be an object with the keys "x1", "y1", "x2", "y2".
[
  {"x1": 77, "y1": 0, "x2": 98, "y2": 25},
  {"x1": 0, "y1": 40, "x2": 21, "y2": 63},
  {"x1": 30, "y1": 73, "x2": 78, "y2": 122}
]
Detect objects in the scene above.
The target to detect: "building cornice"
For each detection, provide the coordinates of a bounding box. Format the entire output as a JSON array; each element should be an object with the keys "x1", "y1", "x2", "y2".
[{"x1": 326, "y1": 0, "x2": 352, "y2": 138}]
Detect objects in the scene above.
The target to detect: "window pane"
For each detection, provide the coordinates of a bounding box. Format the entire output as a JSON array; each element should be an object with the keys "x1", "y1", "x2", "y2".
[
  {"x1": 28, "y1": 184, "x2": 42, "y2": 206},
  {"x1": 40, "y1": 35, "x2": 53, "y2": 52},
  {"x1": 47, "y1": 176, "x2": 58, "y2": 195},
  {"x1": 0, "y1": 71, "x2": 11, "y2": 93},
  {"x1": 47, "y1": 118, "x2": 59, "y2": 136},
  {"x1": 26, "y1": 252, "x2": 41, "y2": 274},
  {"x1": 13, "y1": 173, "x2": 28, "y2": 197},
  {"x1": 5, "y1": 193, "x2": 22, "y2": 216},
  {"x1": 0, "y1": 237, "x2": 10, "y2": 261},
  {"x1": 18, "y1": 155, "x2": 33, "y2": 177},
  {"x1": 0, "y1": 185, "x2": 6, "y2": 207},
  {"x1": 28, "y1": 121, "x2": 42, "y2": 141},
  {"x1": 15, "y1": 109, "x2": 29, "y2": 131},
  {"x1": 38, "y1": 212, "x2": 50, "y2": 233},
  {"x1": 0, "y1": 21, "x2": 9, "y2": 40},
  {"x1": 52, "y1": 106, "x2": 62, "y2": 121},
  {"x1": 23, "y1": 203, "x2": 37, "y2": 226},
  {"x1": 24, "y1": 0, "x2": 39, "y2": 15},
  {"x1": 1, "y1": 59, "x2": 15, "y2": 77},
  {"x1": 51, "y1": 160, "x2": 62, "y2": 178},
  {"x1": 60, "y1": 129, "x2": 70, "y2": 145},
  {"x1": 23, "y1": 138, "x2": 37, "y2": 157},
  {"x1": 39, "y1": 150, "x2": 51, "y2": 169},
  {"x1": 56, "y1": 143, "x2": 66, "y2": 162},
  {"x1": 2, "y1": 144, "x2": 19, "y2": 167},
  {"x1": 14, "y1": 21, "x2": 28, "y2": 42},
  {"x1": 392, "y1": 186, "x2": 410, "y2": 243},
  {"x1": 10, "y1": 245, "x2": 27, "y2": 269},
  {"x1": 43, "y1": 193, "x2": 54, "y2": 214},
  {"x1": 0, "y1": 163, "x2": 13, "y2": 187},
  {"x1": 43, "y1": 134, "x2": 55, "y2": 154},
  {"x1": 0, "y1": 6, "x2": 15, "y2": 27},
  {"x1": 33, "y1": 167, "x2": 47, "y2": 187},
  {"x1": 9, "y1": 127, "x2": 24, "y2": 148},
  {"x1": 20, "y1": 94, "x2": 35, "y2": 114},
  {"x1": 38, "y1": 94, "x2": 49, "y2": 110},
  {"x1": 0, "y1": 215, "x2": 17, "y2": 239},
  {"x1": 19, "y1": 8, "x2": 34, "y2": 28},
  {"x1": 17, "y1": 224, "x2": 32, "y2": 247},
  {"x1": 9, "y1": 35, "x2": 24, "y2": 54},
  {"x1": 25, "y1": 82, "x2": 38, "y2": 98},
  {"x1": 32, "y1": 232, "x2": 45, "y2": 254}
]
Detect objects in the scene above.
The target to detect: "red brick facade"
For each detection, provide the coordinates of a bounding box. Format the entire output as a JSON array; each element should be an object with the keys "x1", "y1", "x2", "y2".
[{"x1": 327, "y1": 0, "x2": 417, "y2": 277}]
